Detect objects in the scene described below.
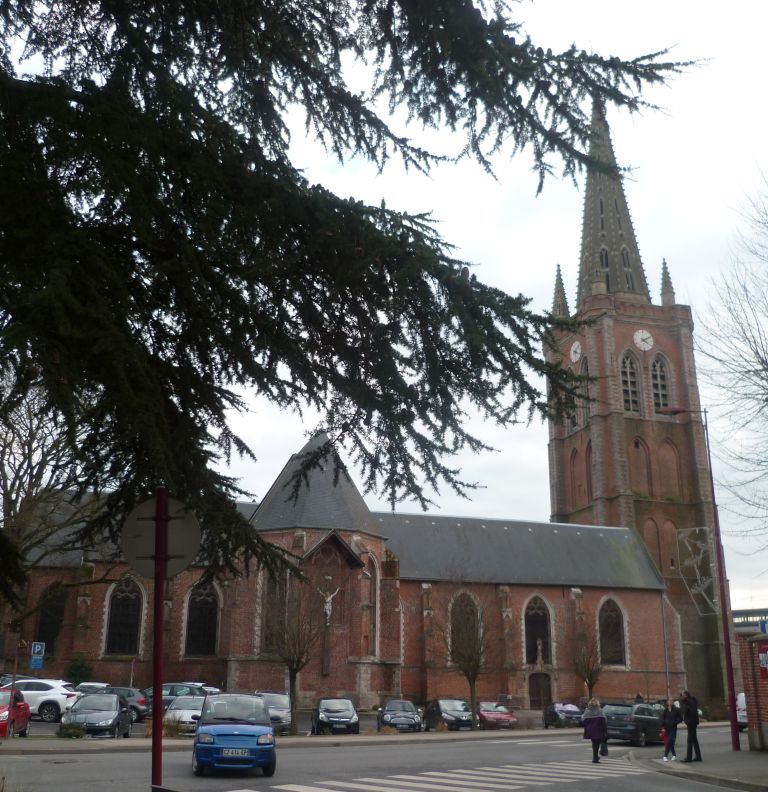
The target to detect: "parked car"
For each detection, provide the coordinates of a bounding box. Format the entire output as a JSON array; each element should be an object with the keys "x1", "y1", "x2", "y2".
[
  {"x1": 476, "y1": 701, "x2": 518, "y2": 729},
  {"x1": 164, "y1": 695, "x2": 205, "y2": 735},
  {"x1": 423, "y1": 698, "x2": 473, "y2": 731},
  {"x1": 103, "y1": 686, "x2": 149, "y2": 723},
  {"x1": 0, "y1": 678, "x2": 77, "y2": 723},
  {"x1": 376, "y1": 698, "x2": 422, "y2": 732},
  {"x1": 0, "y1": 687, "x2": 31, "y2": 738},
  {"x1": 59, "y1": 692, "x2": 132, "y2": 738},
  {"x1": 543, "y1": 701, "x2": 583, "y2": 728},
  {"x1": 182, "y1": 681, "x2": 221, "y2": 695},
  {"x1": 254, "y1": 691, "x2": 292, "y2": 736},
  {"x1": 192, "y1": 693, "x2": 276, "y2": 777},
  {"x1": 75, "y1": 682, "x2": 111, "y2": 695},
  {"x1": 0, "y1": 673, "x2": 37, "y2": 688},
  {"x1": 310, "y1": 697, "x2": 360, "y2": 735},
  {"x1": 737, "y1": 692, "x2": 747, "y2": 731},
  {"x1": 603, "y1": 701, "x2": 663, "y2": 746},
  {"x1": 143, "y1": 682, "x2": 207, "y2": 713}
]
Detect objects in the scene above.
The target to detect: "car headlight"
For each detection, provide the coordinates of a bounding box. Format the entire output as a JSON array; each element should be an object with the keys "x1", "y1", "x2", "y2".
[
  {"x1": 319, "y1": 712, "x2": 329, "y2": 721},
  {"x1": 257, "y1": 733, "x2": 275, "y2": 745},
  {"x1": 0, "y1": 711, "x2": 8, "y2": 722},
  {"x1": 350, "y1": 713, "x2": 358, "y2": 723},
  {"x1": 383, "y1": 714, "x2": 391, "y2": 722},
  {"x1": 96, "y1": 718, "x2": 114, "y2": 726},
  {"x1": 414, "y1": 715, "x2": 421, "y2": 722},
  {"x1": 197, "y1": 733, "x2": 214, "y2": 744}
]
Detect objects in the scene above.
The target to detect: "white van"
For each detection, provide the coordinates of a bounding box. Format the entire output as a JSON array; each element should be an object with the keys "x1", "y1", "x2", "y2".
[{"x1": 737, "y1": 692, "x2": 747, "y2": 731}]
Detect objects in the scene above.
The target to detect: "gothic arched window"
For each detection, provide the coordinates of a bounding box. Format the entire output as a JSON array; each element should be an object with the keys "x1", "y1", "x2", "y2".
[
  {"x1": 185, "y1": 583, "x2": 219, "y2": 656},
  {"x1": 525, "y1": 596, "x2": 551, "y2": 665},
  {"x1": 37, "y1": 584, "x2": 67, "y2": 656},
  {"x1": 450, "y1": 593, "x2": 480, "y2": 665},
  {"x1": 105, "y1": 578, "x2": 142, "y2": 655},
  {"x1": 599, "y1": 599, "x2": 626, "y2": 665},
  {"x1": 652, "y1": 357, "x2": 670, "y2": 411},
  {"x1": 260, "y1": 571, "x2": 287, "y2": 654},
  {"x1": 621, "y1": 354, "x2": 640, "y2": 413}
]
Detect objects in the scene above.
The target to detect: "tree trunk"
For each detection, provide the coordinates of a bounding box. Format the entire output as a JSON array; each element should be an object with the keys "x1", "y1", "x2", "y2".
[{"x1": 288, "y1": 670, "x2": 299, "y2": 736}]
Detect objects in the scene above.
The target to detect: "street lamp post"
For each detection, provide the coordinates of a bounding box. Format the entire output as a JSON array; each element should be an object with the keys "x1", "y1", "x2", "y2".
[{"x1": 659, "y1": 406, "x2": 740, "y2": 751}]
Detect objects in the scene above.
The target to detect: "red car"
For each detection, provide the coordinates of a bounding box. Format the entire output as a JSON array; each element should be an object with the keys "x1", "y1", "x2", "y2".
[
  {"x1": 0, "y1": 687, "x2": 31, "y2": 738},
  {"x1": 476, "y1": 701, "x2": 518, "y2": 729}
]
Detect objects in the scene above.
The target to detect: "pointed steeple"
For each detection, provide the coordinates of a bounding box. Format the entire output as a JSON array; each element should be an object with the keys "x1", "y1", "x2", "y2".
[
  {"x1": 576, "y1": 102, "x2": 651, "y2": 309},
  {"x1": 660, "y1": 258, "x2": 676, "y2": 306},
  {"x1": 551, "y1": 264, "x2": 570, "y2": 318}
]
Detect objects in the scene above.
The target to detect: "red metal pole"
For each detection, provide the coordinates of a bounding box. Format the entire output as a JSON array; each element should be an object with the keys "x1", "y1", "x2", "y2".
[{"x1": 151, "y1": 487, "x2": 169, "y2": 786}]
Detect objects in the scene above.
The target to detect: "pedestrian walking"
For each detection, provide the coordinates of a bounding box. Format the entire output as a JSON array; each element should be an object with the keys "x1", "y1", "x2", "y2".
[
  {"x1": 680, "y1": 690, "x2": 702, "y2": 762},
  {"x1": 660, "y1": 697, "x2": 682, "y2": 761},
  {"x1": 582, "y1": 697, "x2": 608, "y2": 763}
]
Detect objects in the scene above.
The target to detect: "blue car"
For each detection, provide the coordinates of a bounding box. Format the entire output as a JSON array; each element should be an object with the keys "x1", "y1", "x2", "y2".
[{"x1": 192, "y1": 694, "x2": 276, "y2": 778}]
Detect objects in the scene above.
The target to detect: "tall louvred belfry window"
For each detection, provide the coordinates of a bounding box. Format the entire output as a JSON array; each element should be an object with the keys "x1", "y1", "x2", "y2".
[
  {"x1": 621, "y1": 354, "x2": 640, "y2": 412},
  {"x1": 622, "y1": 248, "x2": 635, "y2": 290},
  {"x1": 652, "y1": 357, "x2": 669, "y2": 411}
]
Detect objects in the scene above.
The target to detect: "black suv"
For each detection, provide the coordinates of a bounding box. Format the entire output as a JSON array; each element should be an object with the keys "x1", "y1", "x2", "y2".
[
  {"x1": 310, "y1": 697, "x2": 359, "y2": 735},
  {"x1": 254, "y1": 690, "x2": 291, "y2": 735},
  {"x1": 603, "y1": 701, "x2": 663, "y2": 746}
]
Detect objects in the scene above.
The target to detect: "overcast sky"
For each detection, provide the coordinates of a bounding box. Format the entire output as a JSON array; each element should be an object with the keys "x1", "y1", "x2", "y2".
[{"x1": 221, "y1": 1, "x2": 768, "y2": 611}]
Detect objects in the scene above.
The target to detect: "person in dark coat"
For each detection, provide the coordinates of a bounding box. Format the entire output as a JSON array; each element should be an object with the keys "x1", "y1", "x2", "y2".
[
  {"x1": 680, "y1": 690, "x2": 702, "y2": 762},
  {"x1": 582, "y1": 697, "x2": 608, "y2": 763},
  {"x1": 660, "y1": 698, "x2": 683, "y2": 761}
]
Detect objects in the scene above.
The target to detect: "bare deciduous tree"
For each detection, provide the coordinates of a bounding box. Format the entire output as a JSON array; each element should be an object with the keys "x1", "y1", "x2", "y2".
[{"x1": 697, "y1": 180, "x2": 768, "y2": 549}]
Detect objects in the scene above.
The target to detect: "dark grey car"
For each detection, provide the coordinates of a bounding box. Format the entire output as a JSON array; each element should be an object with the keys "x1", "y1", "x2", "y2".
[
  {"x1": 423, "y1": 698, "x2": 473, "y2": 731},
  {"x1": 59, "y1": 693, "x2": 132, "y2": 738},
  {"x1": 254, "y1": 691, "x2": 292, "y2": 736},
  {"x1": 604, "y1": 702, "x2": 663, "y2": 746},
  {"x1": 103, "y1": 686, "x2": 149, "y2": 722}
]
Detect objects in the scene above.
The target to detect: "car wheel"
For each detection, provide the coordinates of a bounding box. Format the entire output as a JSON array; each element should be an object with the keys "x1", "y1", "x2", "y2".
[
  {"x1": 112, "y1": 725, "x2": 120, "y2": 739},
  {"x1": 262, "y1": 755, "x2": 277, "y2": 777},
  {"x1": 38, "y1": 703, "x2": 60, "y2": 723},
  {"x1": 123, "y1": 721, "x2": 132, "y2": 738},
  {"x1": 129, "y1": 707, "x2": 139, "y2": 723},
  {"x1": 424, "y1": 722, "x2": 430, "y2": 732},
  {"x1": 8, "y1": 722, "x2": 15, "y2": 738},
  {"x1": 352, "y1": 725, "x2": 359, "y2": 735},
  {"x1": 192, "y1": 753, "x2": 206, "y2": 777},
  {"x1": 636, "y1": 729, "x2": 647, "y2": 747},
  {"x1": 18, "y1": 721, "x2": 29, "y2": 738}
]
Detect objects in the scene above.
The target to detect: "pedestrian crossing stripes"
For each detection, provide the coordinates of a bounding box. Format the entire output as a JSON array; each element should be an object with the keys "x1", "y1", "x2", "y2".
[{"x1": 273, "y1": 757, "x2": 650, "y2": 792}]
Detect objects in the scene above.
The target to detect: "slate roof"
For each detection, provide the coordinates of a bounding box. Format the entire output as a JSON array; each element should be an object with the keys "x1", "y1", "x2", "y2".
[
  {"x1": 371, "y1": 512, "x2": 664, "y2": 591},
  {"x1": 251, "y1": 434, "x2": 379, "y2": 535}
]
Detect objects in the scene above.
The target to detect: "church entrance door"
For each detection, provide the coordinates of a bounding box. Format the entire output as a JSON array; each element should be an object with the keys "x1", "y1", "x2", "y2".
[{"x1": 528, "y1": 673, "x2": 551, "y2": 709}]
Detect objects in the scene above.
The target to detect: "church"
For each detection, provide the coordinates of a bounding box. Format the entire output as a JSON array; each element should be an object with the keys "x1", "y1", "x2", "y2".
[{"x1": 9, "y1": 106, "x2": 735, "y2": 714}]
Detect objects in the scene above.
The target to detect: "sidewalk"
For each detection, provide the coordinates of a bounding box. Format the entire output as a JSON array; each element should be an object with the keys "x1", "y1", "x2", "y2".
[
  {"x1": 630, "y1": 726, "x2": 768, "y2": 792},
  {"x1": 2, "y1": 721, "x2": 766, "y2": 791}
]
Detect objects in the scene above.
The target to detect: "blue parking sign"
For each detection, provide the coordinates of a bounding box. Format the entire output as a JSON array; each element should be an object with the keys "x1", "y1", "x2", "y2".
[
  {"x1": 30, "y1": 655, "x2": 43, "y2": 669},
  {"x1": 31, "y1": 641, "x2": 45, "y2": 656}
]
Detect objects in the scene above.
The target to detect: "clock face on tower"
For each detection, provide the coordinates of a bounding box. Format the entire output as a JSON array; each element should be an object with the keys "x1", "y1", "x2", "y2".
[
  {"x1": 569, "y1": 341, "x2": 582, "y2": 362},
  {"x1": 633, "y1": 329, "x2": 654, "y2": 351}
]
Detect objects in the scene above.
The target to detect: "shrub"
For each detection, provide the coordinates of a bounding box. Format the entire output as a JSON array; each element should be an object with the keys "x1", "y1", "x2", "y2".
[
  {"x1": 63, "y1": 655, "x2": 92, "y2": 687},
  {"x1": 57, "y1": 724, "x2": 85, "y2": 739}
]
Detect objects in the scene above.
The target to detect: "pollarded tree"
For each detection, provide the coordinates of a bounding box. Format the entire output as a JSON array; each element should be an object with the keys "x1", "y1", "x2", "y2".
[{"x1": 0, "y1": 2, "x2": 687, "y2": 595}]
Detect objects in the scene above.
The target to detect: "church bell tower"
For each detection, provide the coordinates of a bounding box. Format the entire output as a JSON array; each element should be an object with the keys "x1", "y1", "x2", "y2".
[{"x1": 547, "y1": 103, "x2": 736, "y2": 707}]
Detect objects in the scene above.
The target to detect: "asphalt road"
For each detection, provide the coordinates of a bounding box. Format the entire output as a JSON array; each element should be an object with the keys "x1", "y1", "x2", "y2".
[{"x1": 1, "y1": 726, "x2": 732, "y2": 792}]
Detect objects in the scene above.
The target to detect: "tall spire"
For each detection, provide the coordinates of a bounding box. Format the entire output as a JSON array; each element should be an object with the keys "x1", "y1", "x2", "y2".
[
  {"x1": 551, "y1": 264, "x2": 570, "y2": 318},
  {"x1": 661, "y1": 258, "x2": 676, "y2": 306},
  {"x1": 576, "y1": 102, "x2": 651, "y2": 309}
]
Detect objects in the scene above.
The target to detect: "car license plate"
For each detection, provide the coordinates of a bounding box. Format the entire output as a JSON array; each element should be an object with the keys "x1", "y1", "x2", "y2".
[{"x1": 222, "y1": 748, "x2": 250, "y2": 757}]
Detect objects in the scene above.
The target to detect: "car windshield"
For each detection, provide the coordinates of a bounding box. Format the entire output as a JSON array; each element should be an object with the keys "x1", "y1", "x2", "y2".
[
  {"x1": 168, "y1": 696, "x2": 205, "y2": 711},
  {"x1": 440, "y1": 699, "x2": 469, "y2": 711},
  {"x1": 385, "y1": 700, "x2": 415, "y2": 712},
  {"x1": 71, "y1": 694, "x2": 118, "y2": 712},
  {"x1": 556, "y1": 703, "x2": 581, "y2": 712},
  {"x1": 603, "y1": 704, "x2": 633, "y2": 716},
  {"x1": 320, "y1": 699, "x2": 353, "y2": 711},
  {"x1": 201, "y1": 695, "x2": 268, "y2": 724},
  {"x1": 479, "y1": 702, "x2": 509, "y2": 712},
  {"x1": 260, "y1": 693, "x2": 290, "y2": 708}
]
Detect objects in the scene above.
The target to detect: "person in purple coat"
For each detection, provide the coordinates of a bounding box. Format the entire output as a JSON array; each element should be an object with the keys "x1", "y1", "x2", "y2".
[{"x1": 582, "y1": 697, "x2": 608, "y2": 763}]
